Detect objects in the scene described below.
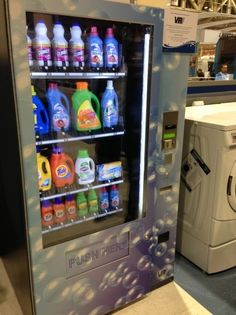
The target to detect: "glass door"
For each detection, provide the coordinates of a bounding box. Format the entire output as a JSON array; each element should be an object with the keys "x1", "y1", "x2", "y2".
[{"x1": 26, "y1": 12, "x2": 153, "y2": 247}]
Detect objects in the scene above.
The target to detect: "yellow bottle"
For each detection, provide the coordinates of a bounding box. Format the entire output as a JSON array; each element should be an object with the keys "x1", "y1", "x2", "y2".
[{"x1": 36, "y1": 147, "x2": 52, "y2": 191}]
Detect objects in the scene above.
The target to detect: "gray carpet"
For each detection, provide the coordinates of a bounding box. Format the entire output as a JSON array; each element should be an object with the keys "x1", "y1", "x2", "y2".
[{"x1": 174, "y1": 252, "x2": 236, "y2": 315}]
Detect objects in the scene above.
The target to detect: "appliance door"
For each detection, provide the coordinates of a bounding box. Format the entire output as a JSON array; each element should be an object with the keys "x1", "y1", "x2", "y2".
[{"x1": 227, "y1": 161, "x2": 236, "y2": 211}]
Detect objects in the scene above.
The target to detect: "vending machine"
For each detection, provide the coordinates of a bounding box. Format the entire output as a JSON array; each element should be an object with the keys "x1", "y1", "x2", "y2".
[{"x1": 0, "y1": 0, "x2": 190, "y2": 314}]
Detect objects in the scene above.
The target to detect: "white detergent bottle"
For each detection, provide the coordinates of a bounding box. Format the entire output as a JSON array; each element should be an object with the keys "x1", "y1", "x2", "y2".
[
  {"x1": 75, "y1": 149, "x2": 95, "y2": 185},
  {"x1": 69, "y1": 24, "x2": 84, "y2": 70},
  {"x1": 33, "y1": 20, "x2": 52, "y2": 70},
  {"x1": 52, "y1": 22, "x2": 69, "y2": 70},
  {"x1": 26, "y1": 26, "x2": 33, "y2": 67}
]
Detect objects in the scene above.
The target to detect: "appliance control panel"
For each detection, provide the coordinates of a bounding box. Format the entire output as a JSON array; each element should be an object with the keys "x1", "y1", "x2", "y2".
[{"x1": 162, "y1": 111, "x2": 178, "y2": 151}]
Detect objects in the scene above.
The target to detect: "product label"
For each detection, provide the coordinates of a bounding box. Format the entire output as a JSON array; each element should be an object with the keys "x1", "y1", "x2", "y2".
[
  {"x1": 43, "y1": 212, "x2": 53, "y2": 222},
  {"x1": 106, "y1": 43, "x2": 118, "y2": 66},
  {"x1": 56, "y1": 164, "x2": 70, "y2": 179},
  {"x1": 70, "y1": 43, "x2": 84, "y2": 62},
  {"x1": 78, "y1": 202, "x2": 87, "y2": 211},
  {"x1": 55, "y1": 209, "x2": 66, "y2": 219},
  {"x1": 53, "y1": 45, "x2": 68, "y2": 62},
  {"x1": 67, "y1": 205, "x2": 76, "y2": 215},
  {"x1": 89, "y1": 199, "x2": 98, "y2": 213},
  {"x1": 110, "y1": 194, "x2": 119, "y2": 208},
  {"x1": 77, "y1": 100, "x2": 100, "y2": 130},
  {"x1": 103, "y1": 100, "x2": 118, "y2": 128},
  {"x1": 100, "y1": 197, "x2": 109, "y2": 210},
  {"x1": 35, "y1": 44, "x2": 51, "y2": 61},
  {"x1": 79, "y1": 161, "x2": 94, "y2": 182},
  {"x1": 90, "y1": 43, "x2": 103, "y2": 66},
  {"x1": 52, "y1": 103, "x2": 70, "y2": 131}
]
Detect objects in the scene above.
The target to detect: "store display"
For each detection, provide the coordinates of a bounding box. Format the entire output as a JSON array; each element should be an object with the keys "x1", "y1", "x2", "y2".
[
  {"x1": 32, "y1": 85, "x2": 49, "y2": 136},
  {"x1": 104, "y1": 28, "x2": 119, "y2": 70},
  {"x1": 36, "y1": 147, "x2": 52, "y2": 191},
  {"x1": 52, "y1": 22, "x2": 69, "y2": 70},
  {"x1": 69, "y1": 24, "x2": 85, "y2": 70},
  {"x1": 101, "y1": 80, "x2": 119, "y2": 128}
]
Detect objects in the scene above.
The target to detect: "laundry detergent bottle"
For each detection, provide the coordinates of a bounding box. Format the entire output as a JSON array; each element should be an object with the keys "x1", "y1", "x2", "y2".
[
  {"x1": 41, "y1": 200, "x2": 54, "y2": 227},
  {"x1": 101, "y1": 80, "x2": 119, "y2": 128},
  {"x1": 50, "y1": 146, "x2": 75, "y2": 188},
  {"x1": 75, "y1": 149, "x2": 95, "y2": 185},
  {"x1": 36, "y1": 146, "x2": 52, "y2": 191},
  {"x1": 87, "y1": 26, "x2": 103, "y2": 70},
  {"x1": 69, "y1": 24, "x2": 84, "y2": 70},
  {"x1": 88, "y1": 189, "x2": 98, "y2": 214},
  {"x1": 53, "y1": 197, "x2": 66, "y2": 224},
  {"x1": 52, "y1": 22, "x2": 69, "y2": 70},
  {"x1": 47, "y1": 83, "x2": 71, "y2": 133},
  {"x1": 76, "y1": 192, "x2": 88, "y2": 218},
  {"x1": 32, "y1": 85, "x2": 49, "y2": 136},
  {"x1": 104, "y1": 28, "x2": 119, "y2": 70},
  {"x1": 72, "y1": 81, "x2": 101, "y2": 131},
  {"x1": 65, "y1": 194, "x2": 77, "y2": 221}
]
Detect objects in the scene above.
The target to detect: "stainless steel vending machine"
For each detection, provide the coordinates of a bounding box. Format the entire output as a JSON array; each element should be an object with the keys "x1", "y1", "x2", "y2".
[{"x1": 0, "y1": 0, "x2": 190, "y2": 314}]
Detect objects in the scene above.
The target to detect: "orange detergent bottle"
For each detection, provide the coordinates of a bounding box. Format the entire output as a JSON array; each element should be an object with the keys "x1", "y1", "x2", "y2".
[
  {"x1": 41, "y1": 200, "x2": 54, "y2": 227},
  {"x1": 53, "y1": 197, "x2": 66, "y2": 224},
  {"x1": 50, "y1": 146, "x2": 75, "y2": 188},
  {"x1": 65, "y1": 195, "x2": 77, "y2": 221}
]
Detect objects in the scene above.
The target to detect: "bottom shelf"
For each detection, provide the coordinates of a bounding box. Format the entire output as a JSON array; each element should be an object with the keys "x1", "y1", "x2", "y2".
[{"x1": 42, "y1": 207, "x2": 123, "y2": 235}]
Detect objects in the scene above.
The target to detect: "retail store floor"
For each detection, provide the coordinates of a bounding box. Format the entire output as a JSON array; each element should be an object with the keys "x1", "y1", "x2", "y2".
[{"x1": 0, "y1": 257, "x2": 210, "y2": 315}]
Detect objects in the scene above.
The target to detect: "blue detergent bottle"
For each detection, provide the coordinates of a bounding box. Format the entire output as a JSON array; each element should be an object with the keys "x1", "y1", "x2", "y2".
[
  {"x1": 32, "y1": 85, "x2": 49, "y2": 136},
  {"x1": 101, "y1": 80, "x2": 119, "y2": 128},
  {"x1": 46, "y1": 82, "x2": 71, "y2": 133},
  {"x1": 104, "y1": 28, "x2": 119, "y2": 70},
  {"x1": 87, "y1": 26, "x2": 103, "y2": 70}
]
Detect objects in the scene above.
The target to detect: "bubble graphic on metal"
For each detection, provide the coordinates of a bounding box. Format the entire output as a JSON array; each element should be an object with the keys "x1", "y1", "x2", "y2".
[
  {"x1": 73, "y1": 284, "x2": 95, "y2": 306},
  {"x1": 165, "y1": 248, "x2": 175, "y2": 264},
  {"x1": 108, "y1": 271, "x2": 122, "y2": 287},
  {"x1": 35, "y1": 293, "x2": 41, "y2": 304},
  {"x1": 150, "y1": 8, "x2": 158, "y2": 17},
  {"x1": 164, "y1": 54, "x2": 181, "y2": 70},
  {"x1": 43, "y1": 277, "x2": 71, "y2": 303},
  {"x1": 148, "y1": 243, "x2": 156, "y2": 255},
  {"x1": 130, "y1": 223, "x2": 145, "y2": 247},
  {"x1": 98, "y1": 282, "x2": 108, "y2": 291},
  {"x1": 115, "y1": 296, "x2": 127, "y2": 309},
  {"x1": 33, "y1": 264, "x2": 47, "y2": 283},
  {"x1": 68, "y1": 311, "x2": 79, "y2": 315},
  {"x1": 157, "y1": 264, "x2": 174, "y2": 281},
  {"x1": 143, "y1": 228, "x2": 153, "y2": 241},
  {"x1": 101, "y1": 271, "x2": 113, "y2": 284},
  {"x1": 164, "y1": 204, "x2": 178, "y2": 228},
  {"x1": 131, "y1": 5, "x2": 147, "y2": 13},
  {"x1": 116, "y1": 262, "x2": 130, "y2": 277},
  {"x1": 126, "y1": 285, "x2": 145, "y2": 303},
  {"x1": 137, "y1": 255, "x2": 153, "y2": 271},
  {"x1": 152, "y1": 219, "x2": 165, "y2": 234},
  {"x1": 157, "y1": 165, "x2": 167, "y2": 175},
  {"x1": 122, "y1": 271, "x2": 139, "y2": 289},
  {"x1": 62, "y1": 0, "x2": 76, "y2": 11},
  {"x1": 166, "y1": 101, "x2": 178, "y2": 112},
  {"x1": 154, "y1": 242, "x2": 167, "y2": 257},
  {"x1": 89, "y1": 305, "x2": 111, "y2": 315},
  {"x1": 88, "y1": 10, "x2": 109, "y2": 19}
]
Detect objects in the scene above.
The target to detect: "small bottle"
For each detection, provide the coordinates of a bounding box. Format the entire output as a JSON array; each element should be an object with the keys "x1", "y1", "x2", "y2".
[
  {"x1": 52, "y1": 22, "x2": 69, "y2": 70},
  {"x1": 75, "y1": 149, "x2": 95, "y2": 185},
  {"x1": 53, "y1": 197, "x2": 66, "y2": 224},
  {"x1": 101, "y1": 80, "x2": 119, "y2": 129},
  {"x1": 88, "y1": 189, "x2": 98, "y2": 215},
  {"x1": 36, "y1": 146, "x2": 52, "y2": 191},
  {"x1": 41, "y1": 200, "x2": 54, "y2": 227},
  {"x1": 69, "y1": 25, "x2": 84, "y2": 70},
  {"x1": 76, "y1": 192, "x2": 88, "y2": 218},
  {"x1": 65, "y1": 195, "x2": 77, "y2": 221},
  {"x1": 87, "y1": 26, "x2": 103, "y2": 70},
  {"x1": 104, "y1": 28, "x2": 119, "y2": 71},
  {"x1": 26, "y1": 26, "x2": 33, "y2": 67},
  {"x1": 109, "y1": 185, "x2": 120, "y2": 210},
  {"x1": 99, "y1": 187, "x2": 109, "y2": 213},
  {"x1": 33, "y1": 20, "x2": 52, "y2": 70}
]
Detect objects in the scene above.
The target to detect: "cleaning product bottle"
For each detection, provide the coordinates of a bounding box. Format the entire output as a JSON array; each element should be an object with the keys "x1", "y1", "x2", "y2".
[
  {"x1": 53, "y1": 197, "x2": 66, "y2": 224},
  {"x1": 76, "y1": 192, "x2": 88, "y2": 217},
  {"x1": 87, "y1": 26, "x2": 103, "y2": 70},
  {"x1": 72, "y1": 81, "x2": 101, "y2": 131},
  {"x1": 75, "y1": 149, "x2": 95, "y2": 185},
  {"x1": 46, "y1": 82, "x2": 71, "y2": 133},
  {"x1": 109, "y1": 185, "x2": 120, "y2": 210},
  {"x1": 65, "y1": 195, "x2": 77, "y2": 221},
  {"x1": 33, "y1": 20, "x2": 52, "y2": 70},
  {"x1": 50, "y1": 146, "x2": 75, "y2": 188},
  {"x1": 41, "y1": 200, "x2": 54, "y2": 227},
  {"x1": 104, "y1": 28, "x2": 119, "y2": 70},
  {"x1": 32, "y1": 85, "x2": 49, "y2": 136},
  {"x1": 88, "y1": 189, "x2": 98, "y2": 214},
  {"x1": 99, "y1": 187, "x2": 109, "y2": 213},
  {"x1": 101, "y1": 80, "x2": 119, "y2": 129},
  {"x1": 69, "y1": 24, "x2": 84, "y2": 70},
  {"x1": 52, "y1": 22, "x2": 69, "y2": 70},
  {"x1": 27, "y1": 26, "x2": 33, "y2": 67},
  {"x1": 36, "y1": 146, "x2": 52, "y2": 191}
]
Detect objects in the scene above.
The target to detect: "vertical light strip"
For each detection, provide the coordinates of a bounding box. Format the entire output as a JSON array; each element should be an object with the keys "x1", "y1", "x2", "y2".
[{"x1": 138, "y1": 32, "x2": 150, "y2": 217}]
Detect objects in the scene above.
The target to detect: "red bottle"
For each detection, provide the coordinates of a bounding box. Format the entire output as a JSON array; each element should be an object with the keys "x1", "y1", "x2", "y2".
[
  {"x1": 65, "y1": 195, "x2": 77, "y2": 221},
  {"x1": 41, "y1": 200, "x2": 54, "y2": 227},
  {"x1": 50, "y1": 147, "x2": 75, "y2": 188}
]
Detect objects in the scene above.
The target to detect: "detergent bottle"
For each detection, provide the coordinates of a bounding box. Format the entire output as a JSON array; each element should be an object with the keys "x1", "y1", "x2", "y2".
[
  {"x1": 72, "y1": 81, "x2": 101, "y2": 131},
  {"x1": 109, "y1": 185, "x2": 120, "y2": 210},
  {"x1": 53, "y1": 197, "x2": 66, "y2": 224},
  {"x1": 52, "y1": 22, "x2": 69, "y2": 70},
  {"x1": 104, "y1": 28, "x2": 119, "y2": 70},
  {"x1": 46, "y1": 83, "x2": 71, "y2": 133},
  {"x1": 69, "y1": 24, "x2": 84, "y2": 70},
  {"x1": 32, "y1": 85, "x2": 49, "y2": 136},
  {"x1": 87, "y1": 26, "x2": 103, "y2": 70},
  {"x1": 50, "y1": 146, "x2": 75, "y2": 188},
  {"x1": 33, "y1": 20, "x2": 52, "y2": 70},
  {"x1": 75, "y1": 149, "x2": 95, "y2": 185},
  {"x1": 26, "y1": 26, "x2": 33, "y2": 68},
  {"x1": 101, "y1": 80, "x2": 119, "y2": 129},
  {"x1": 41, "y1": 200, "x2": 54, "y2": 227},
  {"x1": 76, "y1": 192, "x2": 88, "y2": 218},
  {"x1": 88, "y1": 189, "x2": 98, "y2": 214},
  {"x1": 36, "y1": 146, "x2": 52, "y2": 191},
  {"x1": 99, "y1": 187, "x2": 109, "y2": 213},
  {"x1": 65, "y1": 194, "x2": 77, "y2": 221}
]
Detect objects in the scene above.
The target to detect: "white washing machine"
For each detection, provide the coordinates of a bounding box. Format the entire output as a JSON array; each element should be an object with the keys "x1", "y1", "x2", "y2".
[{"x1": 177, "y1": 102, "x2": 236, "y2": 273}]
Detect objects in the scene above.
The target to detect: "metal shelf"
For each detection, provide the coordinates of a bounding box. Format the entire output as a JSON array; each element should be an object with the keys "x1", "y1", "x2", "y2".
[
  {"x1": 36, "y1": 130, "x2": 125, "y2": 146},
  {"x1": 40, "y1": 179, "x2": 124, "y2": 201},
  {"x1": 31, "y1": 71, "x2": 126, "y2": 79},
  {"x1": 41, "y1": 207, "x2": 124, "y2": 235}
]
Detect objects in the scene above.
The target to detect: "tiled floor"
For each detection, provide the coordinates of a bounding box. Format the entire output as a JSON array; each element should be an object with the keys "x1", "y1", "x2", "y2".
[{"x1": 0, "y1": 258, "x2": 211, "y2": 315}]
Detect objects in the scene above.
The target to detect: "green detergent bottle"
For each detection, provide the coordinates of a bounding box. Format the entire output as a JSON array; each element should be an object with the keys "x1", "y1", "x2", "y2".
[
  {"x1": 76, "y1": 192, "x2": 88, "y2": 218},
  {"x1": 72, "y1": 81, "x2": 101, "y2": 131},
  {"x1": 88, "y1": 189, "x2": 98, "y2": 214}
]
